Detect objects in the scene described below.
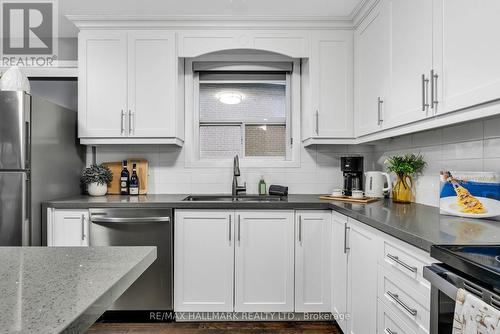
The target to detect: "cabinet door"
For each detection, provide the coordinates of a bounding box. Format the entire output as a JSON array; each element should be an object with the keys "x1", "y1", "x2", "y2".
[
  {"x1": 331, "y1": 212, "x2": 349, "y2": 333},
  {"x1": 128, "y1": 31, "x2": 177, "y2": 137},
  {"x1": 78, "y1": 31, "x2": 127, "y2": 138},
  {"x1": 295, "y1": 210, "x2": 332, "y2": 312},
  {"x1": 48, "y1": 209, "x2": 89, "y2": 246},
  {"x1": 385, "y1": 0, "x2": 434, "y2": 128},
  {"x1": 310, "y1": 31, "x2": 354, "y2": 138},
  {"x1": 235, "y1": 210, "x2": 294, "y2": 312},
  {"x1": 434, "y1": 0, "x2": 500, "y2": 115},
  {"x1": 355, "y1": 0, "x2": 391, "y2": 136},
  {"x1": 347, "y1": 219, "x2": 379, "y2": 334},
  {"x1": 174, "y1": 210, "x2": 234, "y2": 312}
]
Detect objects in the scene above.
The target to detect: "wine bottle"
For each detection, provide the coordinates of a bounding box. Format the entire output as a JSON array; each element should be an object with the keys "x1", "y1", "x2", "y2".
[
  {"x1": 120, "y1": 160, "x2": 130, "y2": 195},
  {"x1": 129, "y1": 163, "x2": 139, "y2": 196}
]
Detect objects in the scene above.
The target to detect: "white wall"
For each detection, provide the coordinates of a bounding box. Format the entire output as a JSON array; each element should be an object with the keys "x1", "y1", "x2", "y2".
[
  {"x1": 370, "y1": 116, "x2": 500, "y2": 207},
  {"x1": 91, "y1": 144, "x2": 374, "y2": 195}
]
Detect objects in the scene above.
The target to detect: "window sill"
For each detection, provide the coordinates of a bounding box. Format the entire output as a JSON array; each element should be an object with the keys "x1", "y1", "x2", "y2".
[{"x1": 185, "y1": 158, "x2": 301, "y2": 168}]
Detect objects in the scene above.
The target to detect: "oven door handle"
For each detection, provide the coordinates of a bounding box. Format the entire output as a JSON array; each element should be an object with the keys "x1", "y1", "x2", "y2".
[
  {"x1": 91, "y1": 216, "x2": 171, "y2": 224},
  {"x1": 423, "y1": 265, "x2": 458, "y2": 300}
]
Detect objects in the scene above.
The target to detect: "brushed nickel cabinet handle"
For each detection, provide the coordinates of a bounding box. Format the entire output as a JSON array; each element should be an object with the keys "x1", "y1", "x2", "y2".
[
  {"x1": 298, "y1": 215, "x2": 302, "y2": 244},
  {"x1": 422, "y1": 74, "x2": 429, "y2": 112},
  {"x1": 128, "y1": 110, "x2": 134, "y2": 135},
  {"x1": 387, "y1": 291, "x2": 418, "y2": 316},
  {"x1": 237, "y1": 215, "x2": 241, "y2": 243},
  {"x1": 228, "y1": 215, "x2": 232, "y2": 243},
  {"x1": 431, "y1": 69, "x2": 439, "y2": 110},
  {"x1": 377, "y1": 97, "x2": 384, "y2": 126},
  {"x1": 120, "y1": 110, "x2": 126, "y2": 135},
  {"x1": 344, "y1": 223, "x2": 350, "y2": 254},
  {"x1": 81, "y1": 214, "x2": 86, "y2": 241},
  {"x1": 315, "y1": 110, "x2": 319, "y2": 135},
  {"x1": 386, "y1": 253, "x2": 417, "y2": 273}
]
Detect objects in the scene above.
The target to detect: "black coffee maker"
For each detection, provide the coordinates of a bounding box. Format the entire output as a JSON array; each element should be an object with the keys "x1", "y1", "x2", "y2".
[{"x1": 341, "y1": 156, "x2": 364, "y2": 196}]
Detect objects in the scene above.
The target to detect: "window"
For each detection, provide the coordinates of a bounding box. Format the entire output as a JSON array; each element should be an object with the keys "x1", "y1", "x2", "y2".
[
  {"x1": 185, "y1": 58, "x2": 300, "y2": 168},
  {"x1": 195, "y1": 67, "x2": 292, "y2": 161}
]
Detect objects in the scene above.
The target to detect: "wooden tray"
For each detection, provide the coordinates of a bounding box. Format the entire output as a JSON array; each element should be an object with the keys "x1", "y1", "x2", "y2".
[
  {"x1": 319, "y1": 195, "x2": 379, "y2": 204},
  {"x1": 103, "y1": 159, "x2": 148, "y2": 195}
]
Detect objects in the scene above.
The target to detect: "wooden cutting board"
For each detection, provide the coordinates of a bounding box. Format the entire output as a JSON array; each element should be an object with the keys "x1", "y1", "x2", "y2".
[
  {"x1": 319, "y1": 195, "x2": 379, "y2": 204},
  {"x1": 103, "y1": 159, "x2": 148, "y2": 195}
]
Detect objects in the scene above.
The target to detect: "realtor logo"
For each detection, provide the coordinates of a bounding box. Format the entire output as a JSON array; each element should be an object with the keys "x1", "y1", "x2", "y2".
[{"x1": 0, "y1": 0, "x2": 58, "y2": 66}]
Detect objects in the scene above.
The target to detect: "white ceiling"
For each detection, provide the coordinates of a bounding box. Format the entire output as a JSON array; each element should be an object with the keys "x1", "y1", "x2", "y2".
[{"x1": 58, "y1": 0, "x2": 365, "y2": 37}]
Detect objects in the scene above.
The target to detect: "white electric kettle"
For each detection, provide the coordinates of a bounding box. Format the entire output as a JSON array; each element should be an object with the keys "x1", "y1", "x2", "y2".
[{"x1": 364, "y1": 171, "x2": 392, "y2": 198}]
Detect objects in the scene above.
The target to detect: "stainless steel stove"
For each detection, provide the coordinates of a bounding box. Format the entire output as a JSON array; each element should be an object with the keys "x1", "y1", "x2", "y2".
[{"x1": 424, "y1": 245, "x2": 500, "y2": 334}]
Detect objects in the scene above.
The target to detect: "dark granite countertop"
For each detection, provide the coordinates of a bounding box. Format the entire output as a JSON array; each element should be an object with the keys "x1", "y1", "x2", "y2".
[{"x1": 43, "y1": 194, "x2": 500, "y2": 253}]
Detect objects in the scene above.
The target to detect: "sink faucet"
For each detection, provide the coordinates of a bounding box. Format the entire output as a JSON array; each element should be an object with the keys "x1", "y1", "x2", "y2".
[{"x1": 232, "y1": 155, "x2": 246, "y2": 196}]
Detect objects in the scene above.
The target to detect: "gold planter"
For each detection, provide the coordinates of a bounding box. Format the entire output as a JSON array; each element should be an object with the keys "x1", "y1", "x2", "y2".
[{"x1": 392, "y1": 174, "x2": 414, "y2": 203}]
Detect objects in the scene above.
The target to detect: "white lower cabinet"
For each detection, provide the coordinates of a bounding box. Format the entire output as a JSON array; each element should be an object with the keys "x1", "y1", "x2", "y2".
[
  {"x1": 331, "y1": 212, "x2": 349, "y2": 333},
  {"x1": 174, "y1": 210, "x2": 234, "y2": 312},
  {"x1": 47, "y1": 209, "x2": 89, "y2": 246},
  {"x1": 347, "y1": 218, "x2": 379, "y2": 334},
  {"x1": 174, "y1": 209, "x2": 294, "y2": 313},
  {"x1": 295, "y1": 210, "x2": 332, "y2": 312},
  {"x1": 235, "y1": 210, "x2": 295, "y2": 312}
]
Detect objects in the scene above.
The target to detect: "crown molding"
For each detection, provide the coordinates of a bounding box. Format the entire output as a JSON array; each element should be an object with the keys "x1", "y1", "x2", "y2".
[
  {"x1": 351, "y1": 0, "x2": 379, "y2": 28},
  {"x1": 66, "y1": 14, "x2": 355, "y2": 30}
]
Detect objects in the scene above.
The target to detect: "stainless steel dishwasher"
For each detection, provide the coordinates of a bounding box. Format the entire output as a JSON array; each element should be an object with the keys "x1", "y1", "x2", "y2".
[{"x1": 89, "y1": 208, "x2": 173, "y2": 312}]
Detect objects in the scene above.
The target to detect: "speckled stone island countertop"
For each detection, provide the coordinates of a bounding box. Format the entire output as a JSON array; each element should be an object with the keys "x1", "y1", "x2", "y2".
[
  {"x1": 43, "y1": 194, "x2": 500, "y2": 252},
  {"x1": 0, "y1": 246, "x2": 156, "y2": 334}
]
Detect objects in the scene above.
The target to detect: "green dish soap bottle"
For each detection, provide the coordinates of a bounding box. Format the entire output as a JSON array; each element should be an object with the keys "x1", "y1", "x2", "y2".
[{"x1": 258, "y1": 176, "x2": 267, "y2": 196}]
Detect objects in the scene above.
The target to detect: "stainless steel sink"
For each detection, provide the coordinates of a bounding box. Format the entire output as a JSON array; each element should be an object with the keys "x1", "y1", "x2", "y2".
[{"x1": 183, "y1": 195, "x2": 286, "y2": 202}]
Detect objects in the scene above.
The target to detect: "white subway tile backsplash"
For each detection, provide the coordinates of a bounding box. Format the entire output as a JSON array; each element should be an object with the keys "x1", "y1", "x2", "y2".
[
  {"x1": 442, "y1": 121, "x2": 483, "y2": 144},
  {"x1": 483, "y1": 158, "x2": 500, "y2": 172},
  {"x1": 484, "y1": 138, "x2": 500, "y2": 158},
  {"x1": 441, "y1": 140, "x2": 483, "y2": 160},
  {"x1": 91, "y1": 115, "x2": 500, "y2": 203},
  {"x1": 370, "y1": 114, "x2": 500, "y2": 208},
  {"x1": 412, "y1": 129, "x2": 442, "y2": 147},
  {"x1": 484, "y1": 117, "x2": 500, "y2": 139}
]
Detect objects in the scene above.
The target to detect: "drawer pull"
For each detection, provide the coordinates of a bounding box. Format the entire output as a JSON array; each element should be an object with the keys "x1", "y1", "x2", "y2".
[
  {"x1": 387, "y1": 291, "x2": 418, "y2": 316},
  {"x1": 385, "y1": 329, "x2": 397, "y2": 334},
  {"x1": 387, "y1": 253, "x2": 417, "y2": 273}
]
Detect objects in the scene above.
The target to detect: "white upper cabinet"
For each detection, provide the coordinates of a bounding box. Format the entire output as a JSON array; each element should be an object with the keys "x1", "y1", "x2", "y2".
[
  {"x1": 355, "y1": 0, "x2": 391, "y2": 137},
  {"x1": 235, "y1": 210, "x2": 294, "y2": 312},
  {"x1": 295, "y1": 210, "x2": 332, "y2": 312},
  {"x1": 78, "y1": 31, "x2": 127, "y2": 138},
  {"x1": 78, "y1": 30, "x2": 183, "y2": 145},
  {"x1": 303, "y1": 30, "x2": 354, "y2": 141},
  {"x1": 384, "y1": 0, "x2": 434, "y2": 129},
  {"x1": 174, "y1": 210, "x2": 235, "y2": 312},
  {"x1": 127, "y1": 31, "x2": 180, "y2": 138},
  {"x1": 433, "y1": 0, "x2": 500, "y2": 115}
]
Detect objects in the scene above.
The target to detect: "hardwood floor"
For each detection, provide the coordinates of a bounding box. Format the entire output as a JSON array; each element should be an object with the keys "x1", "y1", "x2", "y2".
[{"x1": 87, "y1": 321, "x2": 342, "y2": 334}]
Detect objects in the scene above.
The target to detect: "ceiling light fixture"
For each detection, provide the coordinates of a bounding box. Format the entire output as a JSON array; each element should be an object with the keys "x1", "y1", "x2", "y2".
[{"x1": 216, "y1": 91, "x2": 244, "y2": 105}]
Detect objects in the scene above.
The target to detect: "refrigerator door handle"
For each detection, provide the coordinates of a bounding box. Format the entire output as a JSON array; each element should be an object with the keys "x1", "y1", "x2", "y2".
[
  {"x1": 22, "y1": 174, "x2": 31, "y2": 246},
  {"x1": 25, "y1": 121, "x2": 31, "y2": 169}
]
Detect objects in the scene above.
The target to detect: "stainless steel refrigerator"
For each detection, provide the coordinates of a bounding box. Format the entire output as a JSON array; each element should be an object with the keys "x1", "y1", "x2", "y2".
[{"x1": 0, "y1": 91, "x2": 84, "y2": 246}]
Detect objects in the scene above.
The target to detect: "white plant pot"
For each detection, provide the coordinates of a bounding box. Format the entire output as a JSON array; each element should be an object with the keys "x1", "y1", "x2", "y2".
[{"x1": 87, "y1": 182, "x2": 107, "y2": 196}]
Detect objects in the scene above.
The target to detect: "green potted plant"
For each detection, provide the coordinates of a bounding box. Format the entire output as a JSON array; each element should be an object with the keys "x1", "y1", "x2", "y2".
[
  {"x1": 81, "y1": 164, "x2": 113, "y2": 196},
  {"x1": 385, "y1": 153, "x2": 426, "y2": 203}
]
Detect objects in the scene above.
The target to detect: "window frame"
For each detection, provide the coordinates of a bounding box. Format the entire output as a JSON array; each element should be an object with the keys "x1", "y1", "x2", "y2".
[{"x1": 185, "y1": 55, "x2": 301, "y2": 168}]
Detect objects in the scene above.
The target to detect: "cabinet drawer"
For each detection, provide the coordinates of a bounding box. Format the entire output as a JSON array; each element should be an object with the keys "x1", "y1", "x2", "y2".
[
  {"x1": 378, "y1": 298, "x2": 416, "y2": 334},
  {"x1": 378, "y1": 265, "x2": 430, "y2": 334},
  {"x1": 381, "y1": 238, "x2": 432, "y2": 296}
]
